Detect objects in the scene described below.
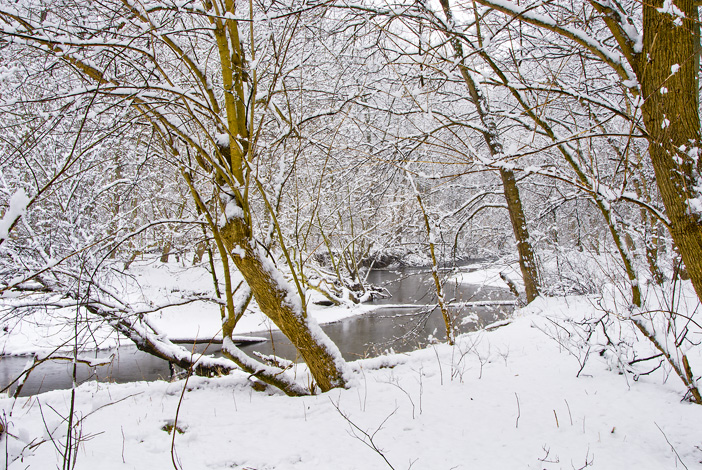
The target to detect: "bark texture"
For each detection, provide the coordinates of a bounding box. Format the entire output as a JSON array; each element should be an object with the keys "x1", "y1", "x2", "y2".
[
  {"x1": 500, "y1": 169, "x2": 541, "y2": 302},
  {"x1": 460, "y1": 66, "x2": 541, "y2": 303},
  {"x1": 475, "y1": 52, "x2": 642, "y2": 306},
  {"x1": 637, "y1": 0, "x2": 702, "y2": 302}
]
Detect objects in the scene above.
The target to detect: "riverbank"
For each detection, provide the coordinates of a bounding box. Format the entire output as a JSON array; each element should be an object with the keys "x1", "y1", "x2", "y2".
[
  {"x1": 1, "y1": 262, "x2": 517, "y2": 396},
  {"x1": 3, "y1": 293, "x2": 701, "y2": 469},
  {"x1": 0, "y1": 259, "x2": 381, "y2": 357},
  {"x1": 1, "y1": 258, "x2": 518, "y2": 357}
]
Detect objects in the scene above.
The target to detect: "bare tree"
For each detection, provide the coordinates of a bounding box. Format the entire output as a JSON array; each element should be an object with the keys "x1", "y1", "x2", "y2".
[
  {"x1": 0, "y1": 0, "x2": 353, "y2": 393},
  {"x1": 471, "y1": 0, "x2": 702, "y2": 308}
]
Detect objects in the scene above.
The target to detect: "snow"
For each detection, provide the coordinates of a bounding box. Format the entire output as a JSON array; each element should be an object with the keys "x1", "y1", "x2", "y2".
[
  {"x1": 481, "y1": 0, "x2": 633, "y2": 79},
  {"x1": 214, "y1": 132, "x2": 229, "y2": 148},
  {"x1": 451, "y1": 261, "x2": 525, "y2": 291},
  {"x1": 686, "y1": 194, "x2": 702, "y2": 217},
  {"x1": 2, "y1": 251, "x2": 702, "y2": 468},
  {"x1": 0, "y1": 189, "x2": 30, "y2": 242},
  {"x1": 657, "y1": 0, "x2": 685, "y2": 26},
  {"x1": 230, "y1": 244, "x2": 245, "y2": 258},
  {"x1": 3, "y1": 294, "x2": 702, "y2": 469}
]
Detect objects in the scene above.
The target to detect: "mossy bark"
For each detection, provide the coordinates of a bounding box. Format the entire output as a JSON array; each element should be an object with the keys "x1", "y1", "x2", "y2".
[
  {"x1": 220, "y1": 215, "x2": 348, "y2": 392},
  {"x1": 500, "y1": 168, "x2": 541, "y2": 302}
]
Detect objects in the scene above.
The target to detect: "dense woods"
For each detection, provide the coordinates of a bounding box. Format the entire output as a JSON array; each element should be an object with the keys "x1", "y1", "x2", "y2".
[{"x1": 0, "y1": 0, "x2": 700, "y2": 403}]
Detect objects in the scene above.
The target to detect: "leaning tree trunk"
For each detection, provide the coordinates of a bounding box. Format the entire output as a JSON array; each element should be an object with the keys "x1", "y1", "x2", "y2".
[
  {"x1": 633, "y1": 5, "x2": 702, "y2": 403},
  {"x1": 592, "y1": 0, "x2": 702, "y2": 402},
  {"x1": 499, "y1": 168, "x2": 540, "y2": 302},
  {"x1": 220, "y1": 211, "x2": 349, "y2": 393},
  {"x1": 437, "y1": 0, "x2": 541, "y2": 303}
]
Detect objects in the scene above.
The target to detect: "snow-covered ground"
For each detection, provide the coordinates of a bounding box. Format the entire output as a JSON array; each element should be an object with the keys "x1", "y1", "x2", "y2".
[
  {"x1": 2, "y1": 293, "x2": 702, "y2": 469},
  {"x1": 2, "y1": 255, "x2": 702, "y2": 468},
  {"x1": 451, "y1": 260, "x2": 524, "y2": 291}
]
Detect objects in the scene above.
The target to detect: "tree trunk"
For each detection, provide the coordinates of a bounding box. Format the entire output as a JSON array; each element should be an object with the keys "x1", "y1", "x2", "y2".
[
  {"x1": 160, "y1": 241, "x2": 171, "y2": 263},
  {"x1": 192, "y1": 240, "x2": 207, "y2": 265},
  {"x1": 456, "y1": 61, "x2": 541, "y2": 303},
  {"x1": 500, "y1": 169, "x2": 540, "y2": 302},
  {"x1": 473, "y1": 50, "x2": 641, "y2": 305},
  {"x1": 220, "y1": 213, "x2": 349, "y2": 392},
  {"x1": 409, "y1": 175, "x2": 455, "y2": 344},
  {"x1": 637, "y1": 0, "x2": 702, "y2": 300},
  {"x1": 437, "y1": 0, "x2": 541, "y2": 302}
]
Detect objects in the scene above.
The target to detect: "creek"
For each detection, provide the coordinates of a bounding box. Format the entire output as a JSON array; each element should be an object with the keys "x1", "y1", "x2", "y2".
[{"x1": 1, "y1": 266, "x2": 515, "y2": 396}]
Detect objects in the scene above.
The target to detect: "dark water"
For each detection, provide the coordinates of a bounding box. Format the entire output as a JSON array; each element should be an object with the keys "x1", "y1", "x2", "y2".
[
  {"x1": 0, "y1": 348, "x2": 173, "y2": 397},
  {"x1": 240, "y1": 267, "x2": 514, "y2": 361},
  {"x1": 1, "y1": 266, "x2": 514, "y2": 396}
]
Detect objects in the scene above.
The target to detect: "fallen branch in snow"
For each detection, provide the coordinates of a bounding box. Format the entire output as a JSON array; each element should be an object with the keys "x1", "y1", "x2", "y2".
[
  {"x1": 253, "y1": 351, "x2": 294, "y2": 370},
  {"x1": 222, "y1": 338, "x2": 309, "y2": 396},
  {"x1": 630, "y1": 317, "x2": 701, "y2": 404},
  {"x1": 330, "y1": 397, "x2": 399, "y2": 470}
]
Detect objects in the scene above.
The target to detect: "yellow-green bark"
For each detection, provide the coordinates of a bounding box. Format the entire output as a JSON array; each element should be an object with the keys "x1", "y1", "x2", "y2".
[{"x1": 220, "y1": 214, "x2": 348, "y2": 392}]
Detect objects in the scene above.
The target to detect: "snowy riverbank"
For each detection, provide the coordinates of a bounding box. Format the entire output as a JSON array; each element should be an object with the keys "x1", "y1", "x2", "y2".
[
  {"x1": 2, "y1": 293, "x2": 702, "y2": 469},
  {"x1": 0, "y1": 260, "x2": 379, "y2": 356}
]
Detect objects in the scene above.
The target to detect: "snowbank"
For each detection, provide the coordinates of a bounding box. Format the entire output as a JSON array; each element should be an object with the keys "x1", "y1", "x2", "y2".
[{"x1": 452, "y1": 260, "x2": 524, "y2": 291}]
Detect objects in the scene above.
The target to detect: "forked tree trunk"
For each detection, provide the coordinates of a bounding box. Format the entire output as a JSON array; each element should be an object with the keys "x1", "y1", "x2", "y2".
[{"x1": 220, "y1": 212, "x2": 349, "y2": 392}]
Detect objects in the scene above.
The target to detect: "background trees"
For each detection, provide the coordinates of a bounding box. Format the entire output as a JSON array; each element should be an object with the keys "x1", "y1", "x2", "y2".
[{"x1": 469, "y1": 0, "x2": 702, "y2": 303}]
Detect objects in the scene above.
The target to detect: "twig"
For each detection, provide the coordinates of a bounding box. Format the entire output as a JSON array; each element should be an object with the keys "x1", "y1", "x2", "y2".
[
  {"x1": 171, "y1": 366, "x2": 191, "y2": 470},
  {"x1": 385, "y1": 379, "x2": 416, "y2": 419},
  {"x1": 432, "y1": 345, "x2": 444, "y2": 386},
  {"x1": 330, "y1": 397, "x2": 398, "y2": 470},
  {"x1": 655, "y1": 422, "x2": 689, "y2": 470},
  {"x1": 564, "y1": 399, "x2": 573, "y2": 426},
  {"x1": 121, "y1": 426, "x2": 126, "y2": 464}
]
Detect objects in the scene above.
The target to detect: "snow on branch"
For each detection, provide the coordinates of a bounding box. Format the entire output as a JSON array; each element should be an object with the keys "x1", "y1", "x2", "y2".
[
  {"x1": 472, "y1": 0, "x2": 636, "y2": 81},
  {"x1": 0, "y1": 189, "x2": 30, "y2": 244}
]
